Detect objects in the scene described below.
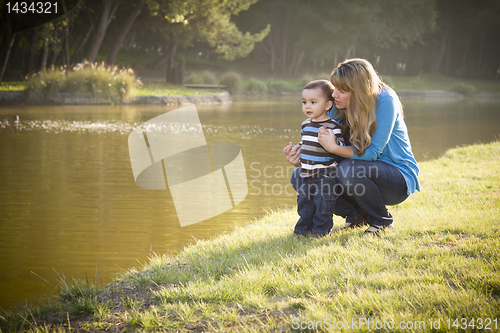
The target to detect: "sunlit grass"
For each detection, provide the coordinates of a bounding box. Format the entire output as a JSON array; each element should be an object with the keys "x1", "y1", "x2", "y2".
[
  {"x1": 134, "y1": 80, "x2": 221, "y2": 96},
  {"x1": 0, "y1": 81, "x2": 27, "y2": 91},
  {"x1": 25, "y1": 62, "x2": 138, "y2": 103}
]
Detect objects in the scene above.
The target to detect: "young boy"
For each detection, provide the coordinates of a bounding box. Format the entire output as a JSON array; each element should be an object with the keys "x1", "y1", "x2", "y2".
[{"x1": 294, "y1": 80, "x2": 344, "y2": 237}]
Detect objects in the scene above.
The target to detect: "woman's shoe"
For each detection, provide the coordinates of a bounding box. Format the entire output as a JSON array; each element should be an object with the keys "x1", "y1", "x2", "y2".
[
  {"x1": 364, "y1": 223, "x2": 394, "y2": 235},
  {"x1": 340, "y1": 214, "x2": 369, "y2": 229}
]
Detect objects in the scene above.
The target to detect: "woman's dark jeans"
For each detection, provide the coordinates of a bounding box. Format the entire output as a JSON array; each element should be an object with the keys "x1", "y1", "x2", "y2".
[{"x1": 291, "y1": 159, "x2": 408, "y2": 226}]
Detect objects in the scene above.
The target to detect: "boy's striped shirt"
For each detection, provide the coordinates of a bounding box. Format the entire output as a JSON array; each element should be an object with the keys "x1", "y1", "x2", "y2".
[{"x1": 300, "y1": 118, "x2": 344, "y2": 178}]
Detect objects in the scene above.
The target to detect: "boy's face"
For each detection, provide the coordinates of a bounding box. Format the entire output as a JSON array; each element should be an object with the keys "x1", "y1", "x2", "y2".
[{"x1": 302, "y1": 88, "x2": 333, "y2": 121}]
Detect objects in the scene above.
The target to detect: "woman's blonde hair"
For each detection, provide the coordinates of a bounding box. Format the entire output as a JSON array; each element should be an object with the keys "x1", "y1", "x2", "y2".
[{"x1": 330, "y1": 58, "x2": 391, "y2": 156}]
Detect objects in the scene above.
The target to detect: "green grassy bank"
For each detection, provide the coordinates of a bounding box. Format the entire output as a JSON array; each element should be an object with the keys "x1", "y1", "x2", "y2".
[
  {"x1": 1, "y1": 141, "x2": 500, "y2": 332},
  {"x1": 2, "y1": 72, "x2": 500, "y2": 99}
]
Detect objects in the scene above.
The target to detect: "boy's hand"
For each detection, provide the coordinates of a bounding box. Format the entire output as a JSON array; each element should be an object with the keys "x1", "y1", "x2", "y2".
[
  {"x1": 318, "y1": 126, "x2": 337, "y2": 153},
  {"x1": 283, "y1": 142, "x2": 301, "y2": 167}
]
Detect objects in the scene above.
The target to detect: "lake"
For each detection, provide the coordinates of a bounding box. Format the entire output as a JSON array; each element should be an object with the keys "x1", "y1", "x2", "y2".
[{"x1": 1, "y1": 96, "x2": 499, "y2": 309}]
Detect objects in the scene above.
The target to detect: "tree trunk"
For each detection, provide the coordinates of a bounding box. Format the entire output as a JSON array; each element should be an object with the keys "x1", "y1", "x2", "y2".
[
  {"x1": 87, "y1": 0, "x2": 120, "y2": 64},
  {"x1": 280, "y1": 10, "x2": 291, "y2": 73},
  {"x1": 147, "y1": 53, "x2": 170, "y2": 70},
  {"x1": 0, "y1": 32, "x2": 16, "y2": 83},
  {"x1": 71, "y1": 20, "x2": 93, "y2": 65},
  {"x1": 345, "y1": 44, "x2": 354, "y2": 59},
  {"x1": 430, "y1": 33, "x2": 447, "y2": 74},
  {"x1": 65, "y1": 17, "x2": 71, "y2": 76},
  {"x1": 48, "y1": 30, "x2": 65, "y2": 69},
  {"x1": 166, "y1": 42, "x2": 178, "y2": 84},
  {"x1": 292, "y1": 50, "x2": 305, "y2": 75},
  {"x1": 288, "y1": 50, "x2": 298, "y2": 76},
  {"x1": 476, "y1": 31, "x2": 485, "y2": 78},
  {"x1": 9, "y1": 35, "x2": 21, "y2": 67},
  {"x1": 107, "y1": 1, "x2": 144, "y2": 66},
  {"x1": 444, "y1": 37, "x2": 451, "y2": 76},
  {"x1": 458, "y1": 29, "x2": 472, "y2": 78},
  {"x1": 25, "y1": 27, "x2": 39, "y2": 76},
  {"x1": 40, "y1": 29, "x2": 50, "y2": 75}
]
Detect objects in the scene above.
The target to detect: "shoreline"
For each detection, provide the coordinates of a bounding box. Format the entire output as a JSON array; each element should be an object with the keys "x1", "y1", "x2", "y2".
[
  {"x1": 1, "y1": 141, "x2": 499, "y2": 332},
  {"x1": 1, "y1": 89, "x2": 500, "y2": 106},
  {"x1": 0, "y1": 91, "x2": 232, "y2": 106}
]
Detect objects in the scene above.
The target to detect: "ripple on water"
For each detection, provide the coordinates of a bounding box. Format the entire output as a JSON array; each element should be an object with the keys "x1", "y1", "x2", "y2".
[{"x1": 0, "y1": 119, "x2": 300, "y2": 138}]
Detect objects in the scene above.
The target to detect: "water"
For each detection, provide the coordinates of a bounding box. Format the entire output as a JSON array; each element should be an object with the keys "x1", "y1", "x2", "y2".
[{"x1": 0, "y1": 96, "x2": 499, "y2": 309}]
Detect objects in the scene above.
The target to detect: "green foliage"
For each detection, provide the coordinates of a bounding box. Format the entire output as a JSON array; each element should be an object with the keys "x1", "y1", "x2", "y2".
[
  {"x1": 184, "y1": 70, "x2": 217, "y2": 84},
  {"x1": 301, "y1": 73, "x2": 314, "y2": 87},
  {"x1": 267, "y1": 80, "x2": 301, "y2": 94},
  {"x1": 121, "y1": 296, "x2": 144, "y2": 311},
  {"x1": 55, "y1": 271, "x2": 108, "y2": 316},
  {"x1": 184, "y1": 73, "x2": 204, "y2": 85},
  {"x1": 25, "y1": 62, "x2": 139, "y2": 103},
  {"x1": 149, "y1": 0, "x2": 270, "y2": 61},
  {"x1": 199, "y1": 70, "x2": 217, "y2": 84},
  {"x1": 0, "y1": 81, "x2": 27, "y2": 91},
  {"x1": 452, "y1": 83, "x2": 477, "y2": 97},
  {"x1": 221, "y1": 71, "x2": 241, "y2": 95},
  {"x1": 302, "y1": 73, "x2": 332, "y2": 87},
  {"x1": 246, "y1": 78, "x2": 268, "y2": 94}
]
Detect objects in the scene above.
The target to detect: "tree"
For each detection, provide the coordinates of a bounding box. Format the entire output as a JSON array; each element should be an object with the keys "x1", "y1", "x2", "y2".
[
  {"x1": 139, "y1": 0, "x2": 269, "y2": 82},
  {"x1": 107, "y1": 1, "x2": 145, "y2": 66},
  {"x1": 236, "y1": 0, "x2": 436, "y2": 75},
  {"x1": 86, "y1": 0, "x2": 121, "y2": 63}
]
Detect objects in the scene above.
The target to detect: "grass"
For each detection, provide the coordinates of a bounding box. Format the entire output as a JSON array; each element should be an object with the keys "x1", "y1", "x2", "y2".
[
  {"x1": 0, "y1": 81, "x2": 26, "y2": 92},
  {"x1": 23, "y1": 62, "x2": 138, "y2": 103},
  {"x1": 382, "y1": 73, "x2": 500, "y2": 94},
  {"x1": 0, "y1": 77, "x2": 224, "y2": 98},
  {"x1": 1, "y1": 140, "x2": 499, "y2": 332},
  {"x1": 4, "y1": 72, "x2": 500, "y2": 99},
  {"x1": 134, "y1": 79, "x2": 222, "y2": 96}
]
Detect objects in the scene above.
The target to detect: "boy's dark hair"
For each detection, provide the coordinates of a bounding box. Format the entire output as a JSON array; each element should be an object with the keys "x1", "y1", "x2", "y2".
[{"x1": 303, "y1": 80, "x2": 335, "y2": 102}]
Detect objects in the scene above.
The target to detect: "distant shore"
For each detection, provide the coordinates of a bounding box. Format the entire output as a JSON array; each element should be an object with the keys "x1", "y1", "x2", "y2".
[
  {"x1": 2, "y1": 89, "x2": 500, "y2": 106},
  {"x1": 0, "y1": 91, "x2": 232, "y2": 106}
]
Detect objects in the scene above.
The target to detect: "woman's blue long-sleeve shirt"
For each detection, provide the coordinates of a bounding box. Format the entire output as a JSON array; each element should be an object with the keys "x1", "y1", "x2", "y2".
[{"x1": 328, "y1": 88, "x2": 420, "y2": 195}]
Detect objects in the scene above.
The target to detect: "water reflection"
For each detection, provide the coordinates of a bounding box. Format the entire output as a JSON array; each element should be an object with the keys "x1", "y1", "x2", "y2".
[{"x1": 0, "y1": 97, "x2": 499, "y2": 309}]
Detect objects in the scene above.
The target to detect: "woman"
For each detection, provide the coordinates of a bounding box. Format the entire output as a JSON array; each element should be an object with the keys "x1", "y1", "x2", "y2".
[{"x1": 284, "y1": 58, "x2": 420, "y2": 234}]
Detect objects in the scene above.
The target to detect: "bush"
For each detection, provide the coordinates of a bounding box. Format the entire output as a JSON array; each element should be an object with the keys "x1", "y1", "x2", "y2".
[
  {"x1": 184, "y1": 73, "x2": 203, "y2": 84},
  {"x1": 301, "y1": 73, "x2": 314, "y2": 87},
  {"x1": 199, "y1": 70, "x2": 216, "y2": 84},
  {"x1": 267, "y1": 80, "x2": 300, "y2": 94},
  {"x1": 452, "y1": 83, "x2": 477, "y2": 97},
  {"x1": 301, "y1": 73, "x2": 332, "y2": 87},
  {"x1": 25, "y1": 62, "x2": 138, "y2": 103},
  {"x1": 184, "y1": 70, "x2": 216, "y2": 85},
  {"x1": 221, "y1": 71, "x2": 241, "y2": 95},
  {"x1": 246, "y1": 78, "x2": 268, "y2": 94}
]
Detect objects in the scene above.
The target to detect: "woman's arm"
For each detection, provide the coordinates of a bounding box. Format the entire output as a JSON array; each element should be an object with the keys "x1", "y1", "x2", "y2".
[
  {"x1": 319, "y1": 89, "x2": 400, "y2": 160},
  {"x1": 351, "y1": 90, "x2": 399, "y2": 161},
  {"x1": 283, "y1": 142, "x2": 301, "y2": 167}
]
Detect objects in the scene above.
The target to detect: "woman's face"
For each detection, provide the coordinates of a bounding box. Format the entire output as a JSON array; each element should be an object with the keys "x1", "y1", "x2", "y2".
[{"x1": 332, "y1": 87, "x2": 350, "y2": 109}]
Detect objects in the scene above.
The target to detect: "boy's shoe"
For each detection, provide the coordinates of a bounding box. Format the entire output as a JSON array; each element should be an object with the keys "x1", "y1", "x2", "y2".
[
  {"x1": 364, "y1": 223, "x2": 394, "y2": 235},
  {"x1": 311, "y1": 233, "x2": 327, "y2": 238},
  {"x1": 340, "y1": 214, "x2": 369, "y2": 229}
]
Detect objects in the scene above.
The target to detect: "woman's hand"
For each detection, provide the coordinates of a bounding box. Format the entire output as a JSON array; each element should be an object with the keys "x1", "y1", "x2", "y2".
[
  {"x1": 283, "y1": 142, "x2": 301, "y2": 167},
  {"x1": 318, "y1": 126, "x2": 337, "y2": 153},
  {"x1": 318, "y1": 126, "x2": 354, "y2": 158}
]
